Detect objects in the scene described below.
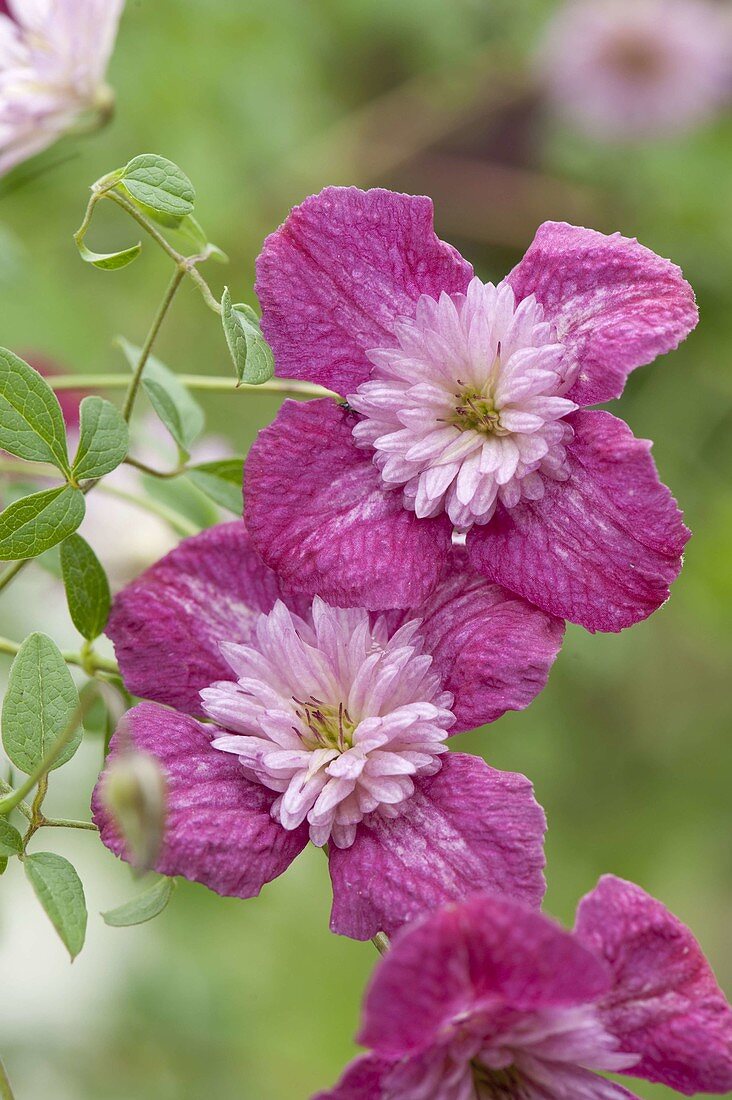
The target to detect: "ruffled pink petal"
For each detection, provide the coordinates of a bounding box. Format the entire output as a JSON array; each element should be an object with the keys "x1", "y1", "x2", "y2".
[
  {"x1": 357, "y1": 891, "x2": 610, "y2": 1059},
  {"x1": 256, "y1": 186, "x2": 473, "y2": 396},
  {"x1": 328, "y1": 753, "x2": 546, "y2": 941},
  {"x1": 575, "y1": 875, "x2": 732, "y2": 1096},
  {"x1": 245, "y1": 399, "x2": 453, "y2": 611},
  {"x1": 92, "y1": 702, "x2": 308, "y2": 898},
  {"x1": 411, "y1": 561, "x2": 564, "y2": 733},
  {"x1": 506, "y1": 221, "x2": 698, "y2": 406},
  {"x1": 312, "y1": 1056, "x2": 391, "y2": 1100},
  {"x1": 467, "y1": 410, "x2": 690, "y2": 632},
  {"x1": 106, "y1": 522, "x2": 309, "y2": 717}
]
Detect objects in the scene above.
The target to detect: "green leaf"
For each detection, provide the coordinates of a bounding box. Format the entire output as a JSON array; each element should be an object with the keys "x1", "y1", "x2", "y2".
[
  {"x1": 0, "y1": 347, "x2": 70, "y2": 473},
  {"x1": 221, "y1": 288, "x2": 275, "y2": 385},
  {"x1": 1, "y1": 632, "x2": 82, "y2": 774},
  {"x1": 60, "y1": 534, "x2": 111, "y2": 641},
  {"x1": 119, "y1": 154, "x2": 195, "y2": 226},
  {"x1": 0, "y1": 817, "x2": 23, "y2": 857},
  {"x1": 117, "y1": 338, "x2": 204, "y2": 457},
  {"x1": 173, "y1": 216, "x2": 227, "y2": 262},
  {"x1": 0, "y1": 857, "x2": 7, "y2": 875},
  {"x1": 102, "y1": 876, "x2": 176, "y2": 927},
  {"x1": 75, "y1": 238, "x2": 141, "y2": 271},
  {"x1": 0, "y1": 485, "x2": 85, "y2": 560},
  {"x1": 72, "y1": 396, "x2": 129, "y2": 480},
  {"x1": 186, "y1": 458, "x2": 244, "y2": 514},
  {"x1": 25, "y1": 852, "x2": 87, "y2": 960}
]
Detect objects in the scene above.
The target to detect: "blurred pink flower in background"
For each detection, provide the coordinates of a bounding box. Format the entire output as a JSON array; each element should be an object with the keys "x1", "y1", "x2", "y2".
[
  {"x1": 0, "y1": 0, "x2": 124, "y2": 175},
  {"x1": 538, "y1": 0, "x2": 732, "y2": 141}
]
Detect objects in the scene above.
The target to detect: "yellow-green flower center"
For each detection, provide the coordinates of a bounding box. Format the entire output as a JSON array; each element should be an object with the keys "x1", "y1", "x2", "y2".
[{"x1": 293, "y1": 697, "x2": 357, "y2": 752}]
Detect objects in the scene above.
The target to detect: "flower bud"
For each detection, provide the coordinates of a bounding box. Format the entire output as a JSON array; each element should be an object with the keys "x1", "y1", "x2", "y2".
[{"x1": 100, "y1": 751, "x2": 167, "y2": 874}]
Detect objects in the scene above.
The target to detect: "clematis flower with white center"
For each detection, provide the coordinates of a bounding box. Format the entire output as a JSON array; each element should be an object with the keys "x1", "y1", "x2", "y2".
[
  {"x1": 0, "y1": 0, "x2": 124, "y2": 176},
  {"x1": 92, "y1": 521, "x2": 563, "y2": 939},
  {"x1": 350, "y1": 280, "x2": 577, "y2": 530},
  {"x1": 538, "y1": 0, "x2": 732, "y2": 142},
  {"x1": 203, "y1": 602, "x2": 454, "y2": 849},
  {"x1": 246, "y1": 187, "x2": 696, "y2": 632},
  {"x1": 316, "y1": 878, "x2": 732, "y2": 1099}
]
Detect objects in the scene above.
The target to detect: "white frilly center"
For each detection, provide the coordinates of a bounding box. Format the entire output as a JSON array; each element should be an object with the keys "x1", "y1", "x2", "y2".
[
  {"x1": 349, "y1": 278, "x2": 578, "y2": 531},
  {"x1": 386, "y1": 1003, "x2": 638, "y2": 1099},
  {"x1": 202, "y1": 599, "x2": 454, "y2": 849}
]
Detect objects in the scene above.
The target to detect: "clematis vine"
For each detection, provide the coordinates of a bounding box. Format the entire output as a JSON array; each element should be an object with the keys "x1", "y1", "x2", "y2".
[
  {"x1": 316, "y1": 876, "x2": 732, "y2": 1099},
  {"x1": 92, "y1": 521, "x2": 563, "y2": 939},
  {"x1": 246, "y1": 187, "x2": 695, "y2": 633},
  {"x1": 538, "y1": 0, "x2": 732, "y2": 142},
  {"x1": 0, "y1": 0, "x2": 124, "y2": 176}
]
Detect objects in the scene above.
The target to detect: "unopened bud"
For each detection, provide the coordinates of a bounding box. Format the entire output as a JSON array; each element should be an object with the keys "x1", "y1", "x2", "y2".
[{"x1": 101, "y1": 751, "x2": 167, "y2": 874}]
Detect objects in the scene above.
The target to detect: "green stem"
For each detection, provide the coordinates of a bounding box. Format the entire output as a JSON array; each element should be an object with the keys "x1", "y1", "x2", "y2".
[
  {"x1": 0, "y1": 635, "x2": 118, "y2": 676},
  {"x1": 43, "y1": 817, "x2": 98, "y2": 831},
  {"x1": 371, "y1": 932, "x2": 390, "y2": 956},
  {"x1": 122, "y1": 265, "x2": 186, "y2": 422},
  {"x1": 48, "y1": 372, "x2": 336, "y2": 399},
  {"x1": 96, "y1": 483, "x2": 200, "y2": 537},
  {"x1": 0, "y1": 778, "x2": 32, "y2": 821},
  {"x1": 0, "y1": 560, "x2": 28, "y2": 595},
  {"x1": 0, "y1": 686, "x2": 98, "y2": 818},
  {"x1": 105, "y1": 190, "x2": 222, "y2": 314},
  {"x1": 124, "y1": 456, "x2": 187, "y2": 479},
  {"x1": 0, "y1": 1055, "x2": 15, "y2": 1100}
]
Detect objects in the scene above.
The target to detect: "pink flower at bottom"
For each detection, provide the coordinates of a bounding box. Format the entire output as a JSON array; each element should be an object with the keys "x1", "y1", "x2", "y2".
[
  {"x1": 316, "y1": 877, "x2": 732, "y2": 1099},
  {"x1": 246, "y1": 187, "x2": 695, "y2": 633},
  {"x1": 92, "y1": 521, "x2": 563, "y2": 939}
]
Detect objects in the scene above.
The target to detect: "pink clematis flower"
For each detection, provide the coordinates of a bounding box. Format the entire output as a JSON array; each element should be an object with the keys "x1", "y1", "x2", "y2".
[
  {"x1": 245, "y1": 188, "x2": 695, "y2": 633},
  {"x1": 0, "y1": 0, "x2": 124, "y2": 176},
  {"x1": 538, "y1": 0, "x2": 732, "y2": 142},
  {"x1": 92, "y1": 521, "x2": 563, "y2": 939},
  {"x1": 316, "y1": 876, "x2": 732, "y2": 1099}
]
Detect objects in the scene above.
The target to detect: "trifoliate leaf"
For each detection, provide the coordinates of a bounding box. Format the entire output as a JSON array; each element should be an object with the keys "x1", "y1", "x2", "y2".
[
  {"x1": 0, "y1": 348, "x2": 71, "y2": 473},
  {"x1": 60, "y1": 534, "x2": 111, "y2": 641},
  {"x1": 120, "y1": 154, "x2": 195, "y2": 227},
  {"x1": 221, "y1": 288, "x2": 274, "y2": 386},
  {"x1": 25, "y1": 852, "x2": 87, "y2": 960},
  {"x1": 117, "y1": 338, "x2": 204, "y2": 457},
  {"x1": 0, "y1": 485, "x2": 85, "y2": 560},
  {"x1": 72, "y1": 396, "x2": 129, "y2": 480},
  {"x1": 0, "y1": 817, "x2": 23, "y2": 857},
  {"x1": 102, "y1": 876, "x2": 176, "y2": 927},
  {"x1": 1, "y1": 632, "x2": 82, "y2": 774}
]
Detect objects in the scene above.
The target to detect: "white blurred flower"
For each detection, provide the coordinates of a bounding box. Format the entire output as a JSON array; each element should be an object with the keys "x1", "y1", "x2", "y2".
[
  {"x1": 0, "y1": 0, "x2": 124, "y2": 175},
  {"x1": 538, "y1": 0, "x2": 732, "y2": 141}
]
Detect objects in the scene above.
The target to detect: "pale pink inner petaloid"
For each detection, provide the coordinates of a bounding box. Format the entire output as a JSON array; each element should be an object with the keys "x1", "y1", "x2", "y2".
[
  {"x1": 349, "y1": 278, "x2": 578, "y2": 531},
  {"x1": 382, "y1": 1003, "x2": 637, "y2": 1099},
  {"x1": 203, "y1": 599, "x2": 454, "y2": 849}
]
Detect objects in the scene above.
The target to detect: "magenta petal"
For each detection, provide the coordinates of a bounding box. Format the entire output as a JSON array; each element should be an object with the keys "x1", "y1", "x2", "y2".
[
  {"x1": 92, "y1": 702, "x2": 308, "y2": 897},
  {"x1": 413, "y1": 564, "x2": 564, "y2": 733},
  {"x1": 358, "y1": 891, "x2": 609, "y2": 1058},
  {"x1": 467, "y1": 410, "x2": 690, "y2": 632},
  {"x1": 312, "y1": 1056, "x2": 392, "y2": 1100},
  {"x1": 328, "y1": 753, "x2": 546, "y2": 941},
  {"x1": 107, "y1": 522, "x2": 308, "y2": 717},
  {"x1": 256, "y1": 186, "x2": 473, "y2": 396},
  {"x1": 506, "y1": 221, "x2": 698, "y2": 406},
  {"x1": 245, "y1": 399, "x2": 453, "y2": 611},
  {"x1": 575, "y1": 875, "x2": 732, "y2": 1096}
]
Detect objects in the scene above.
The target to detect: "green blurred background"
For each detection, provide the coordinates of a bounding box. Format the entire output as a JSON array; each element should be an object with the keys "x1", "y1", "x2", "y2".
[{"x1": 1, "y1": 1, "x2": 731, "y2": 1097}]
